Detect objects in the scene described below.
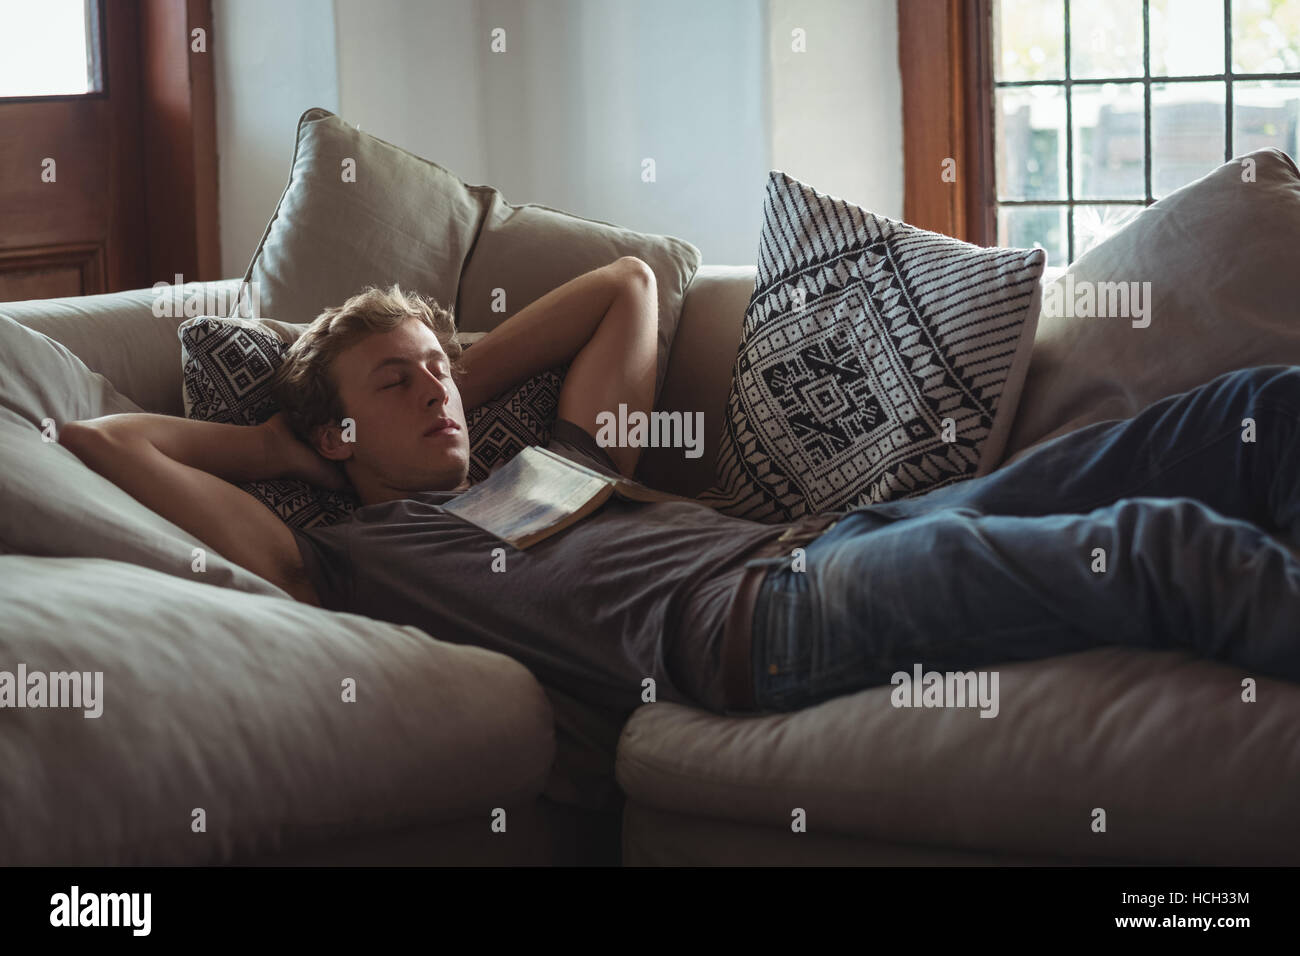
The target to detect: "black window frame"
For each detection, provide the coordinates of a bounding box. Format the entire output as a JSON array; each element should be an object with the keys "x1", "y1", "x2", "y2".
[{"x1": 993, "y1": 0, "x2": 1300, "y2": 262}]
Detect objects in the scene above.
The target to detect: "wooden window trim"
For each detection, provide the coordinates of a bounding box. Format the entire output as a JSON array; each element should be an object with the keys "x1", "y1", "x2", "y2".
[
  {"x1": 898, "y1": 0, "x2": 995, "y2": 245},
  {"x1": 141, "y1": 0, "x2": 220, "y2": 282}
]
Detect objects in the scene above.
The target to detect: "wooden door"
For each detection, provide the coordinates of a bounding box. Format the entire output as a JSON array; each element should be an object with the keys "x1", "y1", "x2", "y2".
[
  {"x1": 0, "y1": 1, "x2": 147, "y2": 299},
  {"x1": 0, "y1": 0, "x2": 217, "y2": 302}
]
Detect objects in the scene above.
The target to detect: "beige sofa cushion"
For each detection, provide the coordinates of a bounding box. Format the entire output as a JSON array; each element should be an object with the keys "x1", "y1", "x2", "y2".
[
  {"x1": 0, "y1": 280, "x2": 242, "y2": 417},
  {"x1": 1005, "y1": 147, "x2": 1300, "y2": 461},
  {"x1": 0, "y1": 556, "x2": 554, "y2": 864},
  {"x1": 616, "y1": 648, "x2": 1300, "y2": 865},
  {"x1": 455, "y1": 191, "x2": 702, "y2": 404},
  {"x1": 239, "y1": 107, "x2": 485, "y2": 326}
]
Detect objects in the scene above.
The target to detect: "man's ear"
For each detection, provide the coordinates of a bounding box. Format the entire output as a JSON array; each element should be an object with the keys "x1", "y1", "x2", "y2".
[{"x1": 315, "y1": 421, "x2": 354, "y2": 463}]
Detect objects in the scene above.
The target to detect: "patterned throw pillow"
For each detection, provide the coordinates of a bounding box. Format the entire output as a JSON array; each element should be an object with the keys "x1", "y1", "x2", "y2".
[
  {"x1": 461, "y1": 359, "x2": 571, "y2": 484},
  {"x1": 696, "y1": 171, "x2": 1046, "y2": 523},
  {"x1": 178, "y1": 317, "x2": 569, "y2": 528},
  {"x1": 179, "y1": 317, "x2": 360, "y2": 528}
]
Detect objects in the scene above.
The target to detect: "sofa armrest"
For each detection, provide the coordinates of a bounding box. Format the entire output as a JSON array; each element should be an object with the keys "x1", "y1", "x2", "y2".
[{"x1": 0, "y1": 279, "x2": 242, "y2": 416}]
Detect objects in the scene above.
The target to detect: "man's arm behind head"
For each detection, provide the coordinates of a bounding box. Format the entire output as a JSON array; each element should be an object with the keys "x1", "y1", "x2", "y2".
[{"x1": 58, "y1": 414, "x2": 323, "y2": 605}]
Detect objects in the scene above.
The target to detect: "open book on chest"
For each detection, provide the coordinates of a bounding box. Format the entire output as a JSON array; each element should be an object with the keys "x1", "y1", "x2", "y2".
[{"x1": 440, "y1": 444, "x2": 718, "y2": 549}]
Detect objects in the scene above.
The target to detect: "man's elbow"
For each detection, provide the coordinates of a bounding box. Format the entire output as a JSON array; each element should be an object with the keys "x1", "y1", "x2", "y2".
[{"x1": 613, "y1": 256, "x2": 656, "y2": 291}]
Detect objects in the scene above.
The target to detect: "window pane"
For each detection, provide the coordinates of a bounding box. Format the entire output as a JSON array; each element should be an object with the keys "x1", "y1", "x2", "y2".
[
  {"x1": 1072, "y1": 204, "x2": 1145, "y2": 257},
  {"x1": 999, "y1": 205, "x2": 1069, "y2": 267},
  {"x1": 1070, "y1": 0, "x2": 1145, "y2": 80},
  {"x1": 1234, "y1": 80, "x2": 1300, "y2": 158},
  {"x1": 996, "y1": 86, "x2": 1067, "y2": 200},
  {"x1": 1152, "y1": 82, "x2": 1227, "y2": 196},
  {"x1": 1151, "y1": 0, "x2": 1227, "y2": 76},
  {"x1": 1232, "y1": 0, "x2": 1300, "y2": 73},
  {"x1": 994, "y1": 0, "x2": 1066, "y2": 82},
  {"x1": 1073, "y1": 83, "x2": 1146, "y2": 199},
  {"x1": 0, "y1": 0, "x2": 96, "y2": 97}
]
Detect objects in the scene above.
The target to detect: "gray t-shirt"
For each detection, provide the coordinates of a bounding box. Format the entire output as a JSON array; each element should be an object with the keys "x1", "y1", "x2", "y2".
[{"x1": 290, "y1": 418, "x2": 790, "y2": 718}]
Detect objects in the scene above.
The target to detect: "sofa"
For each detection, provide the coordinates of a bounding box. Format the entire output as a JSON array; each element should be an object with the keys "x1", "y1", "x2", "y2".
[
  {"x1": 6, "y1": 145, "x2": 1300, "y2": 866},
  {"x1": 2, "y1": 268, "x2": 1298, "y2": 866}
]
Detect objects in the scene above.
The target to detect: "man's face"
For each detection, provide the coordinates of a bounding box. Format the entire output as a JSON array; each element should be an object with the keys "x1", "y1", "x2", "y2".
[{"x1": 321, "y1": 317, "x2": 470, "y2": 499}]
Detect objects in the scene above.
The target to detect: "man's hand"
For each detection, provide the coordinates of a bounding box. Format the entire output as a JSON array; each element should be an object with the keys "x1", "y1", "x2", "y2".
[{"x1": 261, "y1": 412, "x2": 351, "y2": 492}]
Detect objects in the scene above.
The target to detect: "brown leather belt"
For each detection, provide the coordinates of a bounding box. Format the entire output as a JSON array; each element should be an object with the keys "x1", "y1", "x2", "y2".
[{"x1": 720, "y1": 514, "x2": 841, "y2": 712}]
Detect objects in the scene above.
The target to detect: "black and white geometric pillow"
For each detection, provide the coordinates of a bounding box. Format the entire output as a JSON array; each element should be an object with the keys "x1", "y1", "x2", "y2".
[
  {"x1": 695, "y1": 171, "x2": 1046, "y2": 523},
  {"x1": 463, "y1": 359, "x2": 571, "y2": 484},
  {"x1": 179, "y1": 317, "x2": 361, "y2": 528},
  {"x1": 179, "y1": 316, "x2": 569, "y2": 528}
]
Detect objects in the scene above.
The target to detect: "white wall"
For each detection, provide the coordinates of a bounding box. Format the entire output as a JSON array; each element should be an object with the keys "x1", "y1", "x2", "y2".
[
  {"x1": 214, "y1": 0, "x2": 902, "y2": 274},
  {"x1": 769, "y1": 0, "x2": 903, "y2": 219},
  {"x1": 336, "y1": 0, "x2": 774, "y2": 265},
  {"x1": 333, "y1": 0, "x2": 487, "y2": 185},
  {"x1": 487, "y1": 0, "x2": 774, "y2": 264},
  {"x1": 213, "y1": 0, "x2": 339, "y2": 278}
]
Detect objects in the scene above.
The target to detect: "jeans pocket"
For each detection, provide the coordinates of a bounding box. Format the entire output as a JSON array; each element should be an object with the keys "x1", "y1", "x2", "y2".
[
  {"x1": 752, "y1": 576, "x2": 815, "y2": 712},
  {"x1": 771, "y1": 589, "x2": 813, "y2": 670}
]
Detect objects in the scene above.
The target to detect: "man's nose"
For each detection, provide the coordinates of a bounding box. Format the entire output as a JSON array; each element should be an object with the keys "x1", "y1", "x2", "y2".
[{"x1": 420, "y1": 368, "x2": 449, "y2": 406}]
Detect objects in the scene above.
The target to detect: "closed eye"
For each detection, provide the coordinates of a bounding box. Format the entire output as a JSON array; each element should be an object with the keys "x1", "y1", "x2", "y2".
[{"x1": 379, "y1": 364, "x2": 448, "y2": 390}]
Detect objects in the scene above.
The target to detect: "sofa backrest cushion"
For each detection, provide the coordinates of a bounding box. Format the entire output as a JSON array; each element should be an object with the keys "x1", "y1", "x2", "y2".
[
  {"x1": 454, "y1": 189, "x2": 702, "y2": 405},
  {"x1": 635, "y1": 266, "x2": 759, "y2": 495},
  {"x1": 238, "y1": 108, "x2": 484, "y2": 330},
  {"x1": 1004, "y1": 147, "x2": 1300, "y2": 462}
]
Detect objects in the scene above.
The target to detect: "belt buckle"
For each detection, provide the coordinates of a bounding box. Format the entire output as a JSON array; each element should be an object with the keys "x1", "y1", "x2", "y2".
[{"x1": 776, "y1": 515, "x2": 837, "y2": 545}]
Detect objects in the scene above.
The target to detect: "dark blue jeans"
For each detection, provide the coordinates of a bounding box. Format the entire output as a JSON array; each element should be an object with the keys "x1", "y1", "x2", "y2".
[{"x1": 747, "y1": 365, "x2": 1300, "y2": 713}]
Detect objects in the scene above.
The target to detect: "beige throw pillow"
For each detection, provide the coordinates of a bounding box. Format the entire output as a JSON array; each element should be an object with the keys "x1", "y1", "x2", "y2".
[
  {"x1": 1004, "y1": 147, "x2": 1300, "y2": 462},
  {"x1": 456, "y1": 191, "x2": 703, "y2": 404},
  {"x1": 238, "y1": 108, "x2": 485, "y2": 328}
]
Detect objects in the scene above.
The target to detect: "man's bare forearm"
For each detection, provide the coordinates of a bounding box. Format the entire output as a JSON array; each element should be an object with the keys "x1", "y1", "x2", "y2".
[
  {"x1": 454, "y1": 259, "x2": 632, "y2": 411},
  {"x1": 63, "y1": 413, "x2": 277, "y2": 483}
]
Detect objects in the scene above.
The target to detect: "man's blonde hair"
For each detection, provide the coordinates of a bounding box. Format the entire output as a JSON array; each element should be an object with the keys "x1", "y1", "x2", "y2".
[{"x1": 271, "y1": 284, "x2": 463, "y2": 443}]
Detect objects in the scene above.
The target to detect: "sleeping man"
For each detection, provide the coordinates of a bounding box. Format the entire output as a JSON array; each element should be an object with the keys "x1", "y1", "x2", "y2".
[{"x1": 60, "y1": 257, "x2": 1300, "y2": 720}]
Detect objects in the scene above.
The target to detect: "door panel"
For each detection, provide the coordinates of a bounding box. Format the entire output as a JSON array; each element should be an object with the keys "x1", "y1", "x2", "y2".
[{"x1": 0, "y1": 0, "x2": 148, "y2": 299}]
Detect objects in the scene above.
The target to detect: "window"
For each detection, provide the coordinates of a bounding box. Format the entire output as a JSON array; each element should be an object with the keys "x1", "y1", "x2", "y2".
[
  {"x1": 0, "y1": 0, "x2": 103, "y2": 98},
  {"x1": 992, "y1": 0, "x2": 1300, "y2": 266}
]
